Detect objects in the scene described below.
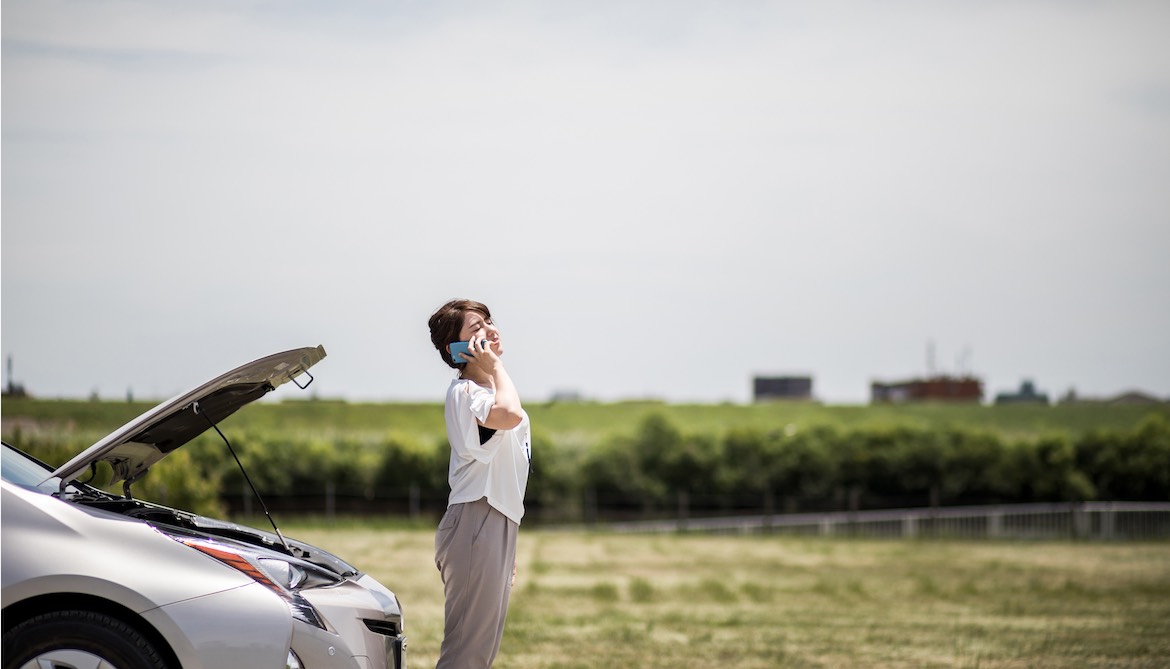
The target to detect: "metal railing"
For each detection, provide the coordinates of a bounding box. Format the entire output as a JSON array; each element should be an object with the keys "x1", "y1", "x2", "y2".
[{"x1": 600, "y1": 502, "x2": 1170, "y2": 540}]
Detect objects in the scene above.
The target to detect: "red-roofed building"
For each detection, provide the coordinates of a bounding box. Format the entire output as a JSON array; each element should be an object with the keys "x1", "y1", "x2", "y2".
[{"x1": 870, "y1": 375, "x2": 983, "y2": 403}]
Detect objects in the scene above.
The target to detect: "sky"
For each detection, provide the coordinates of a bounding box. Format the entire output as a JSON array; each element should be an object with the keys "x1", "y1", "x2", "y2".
[{"x1": 2, "y1": 0, "x2": 1168, "y2": 406}]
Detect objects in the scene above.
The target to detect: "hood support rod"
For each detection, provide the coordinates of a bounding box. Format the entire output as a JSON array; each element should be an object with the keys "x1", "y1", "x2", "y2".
[
  {"x1": 123, "y1": 469, "x2": 149, "y2": 499},
  {"x1": 193, "y1": 401, "x2": 291, "y2": 553}
]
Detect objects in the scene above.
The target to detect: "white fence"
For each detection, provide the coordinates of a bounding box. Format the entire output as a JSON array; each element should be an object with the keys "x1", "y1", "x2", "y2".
[{"x1": 601, "y1": 502, "x2": 1170, "y2": 540}]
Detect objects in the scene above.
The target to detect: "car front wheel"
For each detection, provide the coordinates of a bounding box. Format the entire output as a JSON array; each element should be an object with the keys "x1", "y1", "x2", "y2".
[{"x1": 3, "y1": 610, "x2": 169, "y2": 669}]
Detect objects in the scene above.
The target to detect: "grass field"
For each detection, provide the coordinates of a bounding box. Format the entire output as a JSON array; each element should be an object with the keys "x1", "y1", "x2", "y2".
[{"x1": 284, "y1": 522, "x2": 1170, "y2": 669}]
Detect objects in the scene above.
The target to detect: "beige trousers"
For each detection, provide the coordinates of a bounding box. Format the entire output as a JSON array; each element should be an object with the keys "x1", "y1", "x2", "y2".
[{"x1": 434, "y1": 498, "x2": 518, "y2": 669}]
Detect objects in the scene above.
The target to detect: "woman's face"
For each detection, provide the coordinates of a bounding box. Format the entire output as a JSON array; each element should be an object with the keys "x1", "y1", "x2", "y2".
[{"x1": 458, "y1": 310, "x2": 503, "y2": 356}]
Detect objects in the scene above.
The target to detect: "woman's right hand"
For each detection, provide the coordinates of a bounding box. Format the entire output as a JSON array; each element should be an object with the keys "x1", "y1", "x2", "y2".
[{"x1": 465, "y1": 338, "x2": 502, "y2": 374}]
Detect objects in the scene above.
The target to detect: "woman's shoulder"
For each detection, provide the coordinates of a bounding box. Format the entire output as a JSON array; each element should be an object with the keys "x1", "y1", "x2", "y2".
[{"x1": 447, "y1": 377, "x2": 492, "y2": 399}]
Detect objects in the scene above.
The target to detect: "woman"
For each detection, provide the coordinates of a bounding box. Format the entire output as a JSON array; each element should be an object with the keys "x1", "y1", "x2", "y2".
[{"x1": 427, "y1": 299, "x2": 531, "y2": 669}]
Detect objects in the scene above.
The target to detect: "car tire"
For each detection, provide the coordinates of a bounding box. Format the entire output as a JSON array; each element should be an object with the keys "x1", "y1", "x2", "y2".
[{"x1": 3, "y1": 609, "x2": 170, "y2": 669}]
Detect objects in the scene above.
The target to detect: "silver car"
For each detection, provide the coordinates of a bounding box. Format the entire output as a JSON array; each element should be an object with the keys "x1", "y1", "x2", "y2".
[{"x1": 1, "y1": 346, "x2": 407, "y2": 669}]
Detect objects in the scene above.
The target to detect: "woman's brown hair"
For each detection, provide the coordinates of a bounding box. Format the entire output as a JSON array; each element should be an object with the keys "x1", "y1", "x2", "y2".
[{"x1": 428, "y1": 299, "x2": 492, "y2": 370}]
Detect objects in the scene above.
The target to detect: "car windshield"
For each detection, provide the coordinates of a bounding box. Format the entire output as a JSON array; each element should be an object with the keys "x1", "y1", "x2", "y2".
[{"x1": 1, "y1": 443, "x2": 66, "y2": 494}]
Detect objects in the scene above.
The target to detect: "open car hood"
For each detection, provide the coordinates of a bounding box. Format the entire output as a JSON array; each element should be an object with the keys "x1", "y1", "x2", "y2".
[{"x1": 45, "y1": 346, "x2": 326, "y2": 489}]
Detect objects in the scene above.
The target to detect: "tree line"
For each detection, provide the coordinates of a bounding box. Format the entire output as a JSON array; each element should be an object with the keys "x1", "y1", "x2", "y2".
[{"x1": 9, "y1": 410, "x2": 1168, "y2": 523}]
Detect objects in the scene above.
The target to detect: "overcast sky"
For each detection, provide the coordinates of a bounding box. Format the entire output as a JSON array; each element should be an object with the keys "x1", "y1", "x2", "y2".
[{"x1": 3, "y1": 0, "x2": 1168, "y2": 406}]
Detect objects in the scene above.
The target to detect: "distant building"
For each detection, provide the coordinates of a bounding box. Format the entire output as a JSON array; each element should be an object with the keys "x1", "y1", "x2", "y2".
[
  {"x1": 549, "y1": 389, "x2": 584, "y2": 403},
  {"x1": 870, "y1": 375, "x2": 983, "y2": 403},
  {"x1": 1059, "y1": 388, "x2": 1166, "y2": 405},
  {"x1": 1106, "y1": 391, "x2": 1165, "y2": 405},
  {"x1": 753, "y1": 376, "x2": 813, "y2": 402},
  {"x1": 995, "y1": 380, "x2": 1050, "y2": 405}
]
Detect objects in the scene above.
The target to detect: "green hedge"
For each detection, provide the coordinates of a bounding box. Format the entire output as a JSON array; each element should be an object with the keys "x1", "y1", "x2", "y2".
[{"x1": 6, "y1": 410, "x2": 1168, "y2": 520}]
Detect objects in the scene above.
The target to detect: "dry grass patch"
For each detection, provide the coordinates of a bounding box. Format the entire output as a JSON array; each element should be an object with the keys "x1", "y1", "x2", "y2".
[{"x1": 285, "y1": 523, "x2": 1170, "y2": 668}]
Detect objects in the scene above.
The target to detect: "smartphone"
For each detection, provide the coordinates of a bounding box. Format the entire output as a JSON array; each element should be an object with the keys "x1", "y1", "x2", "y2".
[{"x1": 449, "y1": 340, "x2": 484, "y2": 364}]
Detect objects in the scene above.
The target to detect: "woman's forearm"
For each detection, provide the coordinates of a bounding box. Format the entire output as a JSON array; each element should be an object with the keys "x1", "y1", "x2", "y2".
[{"x1": 486, "y1": 364, "x2": 524, "y2": 430}]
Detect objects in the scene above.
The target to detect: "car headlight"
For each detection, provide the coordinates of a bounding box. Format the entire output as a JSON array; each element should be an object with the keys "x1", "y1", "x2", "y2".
[
  {"x1": 169, "y1": 535, "x2": 342, "y2": 630},
  {"x1": 259, "y1": 556, "x2": 342, "y2": 591}
]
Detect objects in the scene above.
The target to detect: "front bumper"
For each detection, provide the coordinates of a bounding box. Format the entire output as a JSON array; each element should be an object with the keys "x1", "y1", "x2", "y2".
[{"x1": 296, "y1": 574, "x2": 407, "y2": 669}]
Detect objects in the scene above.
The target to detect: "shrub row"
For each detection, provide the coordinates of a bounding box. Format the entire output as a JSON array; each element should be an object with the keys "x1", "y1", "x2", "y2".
[{"x1": 8, "y1": 412, "x2": 1169, "y2": 521}]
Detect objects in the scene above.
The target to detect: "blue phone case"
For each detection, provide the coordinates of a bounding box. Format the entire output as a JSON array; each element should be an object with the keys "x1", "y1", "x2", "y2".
[{"x1": 449, "y1": 341, "x2": 473, "y2": 364}]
